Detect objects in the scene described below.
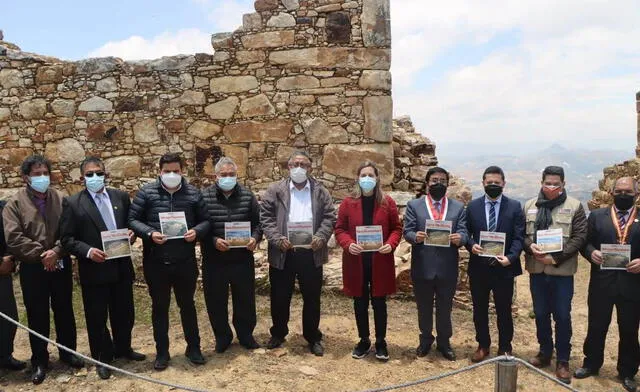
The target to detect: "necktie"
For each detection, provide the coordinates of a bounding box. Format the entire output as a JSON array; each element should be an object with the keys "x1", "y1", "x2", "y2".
[
  {"x1": 96, "y1": 193, "x2": 116, "y2": 231},
  {"x1": 488, "y1": 201, "x2": 497, "y2": 232},
  {"x1": 434, "y1": 201, "x2": 441, "y2": 216},
  {"x1": 618, "y1": 210, "x2": 627, "y2": 230}
]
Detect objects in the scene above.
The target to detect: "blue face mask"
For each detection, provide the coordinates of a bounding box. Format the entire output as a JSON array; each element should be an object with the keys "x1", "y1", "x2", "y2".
[
  {"x1": 359, "y1": 176, "x2": 377, "y2": 193},
  {"x1": 85, "y1": 175, "x2": 105, "y2": 193},
  {"x1": 218, "y1": 176, "x2": 237, "y2": 191},
  {"x1": 29, "y1": 175, "x2": 50, "y2": 193}
]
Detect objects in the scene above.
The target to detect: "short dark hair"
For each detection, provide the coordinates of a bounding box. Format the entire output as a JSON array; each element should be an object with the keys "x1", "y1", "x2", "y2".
[
  {"x1": 542, "y1": 166, "x2": 565, "y2": 182},
  {"x1": 80, "y1": 156, "x2": 104, "y2": 174},
  {"x1": 425, "y1": 166, "x2": 449, "y2": 184},
  {"x1": 20, "y1": 155, "x2": 51, "y2": 176},
  {"x1": 159, "y1": 153, "x2": 183, "y2": 169},
  {"x1": 483, "y1": 166, "x2": 505, "y2": 181}
]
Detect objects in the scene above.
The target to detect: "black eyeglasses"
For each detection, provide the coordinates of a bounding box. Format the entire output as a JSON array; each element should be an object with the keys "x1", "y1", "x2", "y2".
[{"x1": 84, "y1": 171, "x2": 105, "y2": 177}]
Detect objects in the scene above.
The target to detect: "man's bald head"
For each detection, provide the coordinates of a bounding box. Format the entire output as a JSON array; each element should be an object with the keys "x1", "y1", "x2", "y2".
[{"x1": 612, "y1": 176, "x2": 638, "y2": 196}]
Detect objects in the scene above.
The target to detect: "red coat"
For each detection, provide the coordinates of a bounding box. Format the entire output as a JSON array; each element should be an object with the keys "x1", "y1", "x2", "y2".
[{"x1": 335, "y1": 195, "x2": 402, "y2": 297}]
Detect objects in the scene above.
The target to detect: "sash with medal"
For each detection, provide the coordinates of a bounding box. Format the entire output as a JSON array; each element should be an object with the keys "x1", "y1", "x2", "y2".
[
  {"x1": 424, "y1": 196, "x2": 452, "y2": 247},
  {"x1": 600, "y1": 206, "x2": 636, "y2": 270}
]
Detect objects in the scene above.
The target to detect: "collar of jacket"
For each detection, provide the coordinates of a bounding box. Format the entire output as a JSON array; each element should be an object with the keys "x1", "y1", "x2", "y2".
[{"x1": 214, "y1": 183, "x2": 240, "y2": 198}]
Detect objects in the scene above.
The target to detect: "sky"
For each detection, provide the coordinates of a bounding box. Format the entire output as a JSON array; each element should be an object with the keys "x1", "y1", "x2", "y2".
[{"x1": 3, "y1": 0, "x2": 639, "y2": 156}]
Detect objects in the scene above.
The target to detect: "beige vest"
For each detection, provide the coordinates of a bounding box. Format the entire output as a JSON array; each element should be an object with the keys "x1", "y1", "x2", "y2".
[{"x1": 524, "y1": 196, "x2": 582, "y2": 276}]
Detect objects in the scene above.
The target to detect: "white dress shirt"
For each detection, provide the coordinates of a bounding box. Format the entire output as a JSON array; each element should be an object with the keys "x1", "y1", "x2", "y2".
[
  {"x1": 288, "y1": 180, "x2": 313, "y2": 223},
  {"x1": 484, "y1": 194, "x2": 503, "y2": 229}
]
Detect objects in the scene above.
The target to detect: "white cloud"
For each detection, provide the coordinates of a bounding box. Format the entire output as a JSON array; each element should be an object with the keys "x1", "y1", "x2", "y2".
[{"x1": 203, "y1": 0, "x2": 253, "y2": 33}]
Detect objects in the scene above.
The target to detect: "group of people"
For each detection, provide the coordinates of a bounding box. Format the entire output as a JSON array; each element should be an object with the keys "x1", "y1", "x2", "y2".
[{"x1": 0, "y1": 151, "x2": 638, "y2": 392}]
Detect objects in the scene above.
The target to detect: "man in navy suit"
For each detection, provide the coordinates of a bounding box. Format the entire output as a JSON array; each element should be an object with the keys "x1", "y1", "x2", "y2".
[
  {"x1": 404, "y1": 167, "x2": 468, "y2": 361},
  {"x1": 465, "y1": 166, "x2": 525, "y2": 362}
]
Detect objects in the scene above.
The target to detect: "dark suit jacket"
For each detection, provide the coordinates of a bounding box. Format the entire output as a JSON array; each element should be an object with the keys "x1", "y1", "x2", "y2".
[
  {"x1": 580, "y1": 207, "x2": 640, "y2": 301},
  {"x1": 465, "y1": 195, "x2": 525, "y2": 279},
  {"x1": 403, "y1": 196, "x2": 468, "y2": 281},
  {"x1": 60, "y1": 188, "x2": 134, "y2": 286}
]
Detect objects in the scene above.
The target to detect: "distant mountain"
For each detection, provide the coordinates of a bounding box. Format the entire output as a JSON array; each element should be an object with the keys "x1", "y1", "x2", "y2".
[{"x1": 438, "y1": 145, "x2": 632, "y2": 205}]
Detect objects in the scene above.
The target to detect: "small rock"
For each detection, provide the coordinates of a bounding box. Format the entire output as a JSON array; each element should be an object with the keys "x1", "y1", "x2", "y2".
[
  {"x1": 75, "y1": 368, "x2": 88, "y2": 377},
  {"x1": 299, "y1": 366, "x2": 319, "y2": 376},
  {"x1": 270, "y1": 348, "x2": 288, "y2": 357},
  {"x1": 56, "y1": 374, "x2": 72, "y2": 383},
  {"x1": 253, "y1": 348, "x2": 267, "y2": 355}
]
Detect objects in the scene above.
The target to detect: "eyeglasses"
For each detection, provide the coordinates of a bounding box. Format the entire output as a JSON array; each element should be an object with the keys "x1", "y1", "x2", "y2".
[
  {"x1": 84, "y1": 171, "x2": 105, "y2": 177},
  {"x1": 428, "y1": 178, "x2": 448, "y2": 185},
  {"x1": 289, "y1": 162, "x2": 311, "y2": 169}
]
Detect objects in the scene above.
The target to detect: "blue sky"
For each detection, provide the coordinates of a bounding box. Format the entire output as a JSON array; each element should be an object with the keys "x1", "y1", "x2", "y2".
[{"x1": 3, "y1": 0, "x2": 639, "y2": 155}]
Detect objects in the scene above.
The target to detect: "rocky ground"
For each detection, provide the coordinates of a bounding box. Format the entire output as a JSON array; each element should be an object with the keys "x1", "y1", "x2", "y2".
[{"x1": 0, "y1": 259, "x2": 627, "y2": 392}]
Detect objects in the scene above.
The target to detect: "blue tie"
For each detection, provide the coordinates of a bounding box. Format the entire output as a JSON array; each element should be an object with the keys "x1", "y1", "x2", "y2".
[
  {"x1": 488, "y1": 201, "x2": 497, "y2": 232},
  {"x1": 434, "y1": 201, "x2": 441, "y2": 216},
  {"x1": 96, "y1": 193, "x2": 116, "y2": 231},
  {"x1": 618, "y1": 210, "x2": 627, "y2": 230}
]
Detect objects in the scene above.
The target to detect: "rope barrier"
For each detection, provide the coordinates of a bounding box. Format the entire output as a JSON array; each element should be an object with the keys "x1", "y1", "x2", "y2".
[{"x1": 0, "y1": 310, "x2": 583, "y2": 392}]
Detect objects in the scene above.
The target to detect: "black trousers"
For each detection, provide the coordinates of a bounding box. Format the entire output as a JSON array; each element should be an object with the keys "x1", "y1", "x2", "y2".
[
  {"x1": 80, "y1": 279, "x2": 135, "y2": 363},
  {"x1": 0, "y1": 275, "x2": 18, "y2": 361},
  {"x1": 469, "y1": 270, "x2": 514, "y2": 352},
  {"x1": 269, "y1": 249, "x2": 323, "y2": 344},
  {"x1": 143, "y1": 261, "x2": 200, "y2": 355},
  {"x1": 413, "y1": 275, "x2": 456, "y2": 348},
  {"x1": 354, "y1": 256, "x2": 387, "y2": 341},
  {"x1": 202, "y1": 258, "x2": 257, "y2": 345},
  {"x1": 19, "y1": 260, "x2": 77, "y2": 367},
  {"x1": 582, "y1": 289, "x2": 640, "y2": 378}
]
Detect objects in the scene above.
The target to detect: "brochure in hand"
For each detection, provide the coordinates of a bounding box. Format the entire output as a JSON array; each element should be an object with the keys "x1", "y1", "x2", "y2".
[
  {"x1": 159, "y1": 211, "x2": 188, "y2": 240},
  {"x1": 356, "y1": 225, "x2": 384, "y2": 252},
  {"x1": 479, "y1": 231, "x2": 506, "y2": 257},
  {"x1": 288, "y1": 221, "x2": 313, "y2": 248},
  {"x1": 425, "y1": 220, "x2": 452, "y2": 247},
  {"x1": 600, "y1": 243, "x2": 631, "y2": 270},
  {"x1": 536, "y1": 228, "x2": 563, "y2": 253},
  {"x1": 225, "y1": 221, "x2": 252, "y2": 248},
  {"x1": 101, "y1": 229, "x2": 132, "y2": 260}
]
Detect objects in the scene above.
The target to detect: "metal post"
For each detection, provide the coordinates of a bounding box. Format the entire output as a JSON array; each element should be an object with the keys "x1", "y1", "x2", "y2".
[{"x1": 495, "y1": 359, "x2": 518, "y2": 392}]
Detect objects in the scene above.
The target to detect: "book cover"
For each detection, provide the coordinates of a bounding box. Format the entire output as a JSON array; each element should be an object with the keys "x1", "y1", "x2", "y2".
[
  {"x1": 101, "y1": 229, "x2": 132, "y2": 260},
  {"x1": 601, "y1": 243, "x2": 631, "y2": 270},
  {"x1": 288, "y1": 221, "x2": 313, "y2": 248},
  {"x1": 536, "y1": 228, "x2": 563, "y2": 253},
  {"x1": 159, "y1": 211, "x2": 188, "y2": 240},
  {"x1": 479, "y1": 231, "x2": 506, "y2": 257},
  {"x1": 425, "y1": 220, "x2": 452, "y2": 247},
  {"x1": 225, "y1": 221, "x2": 252, "y2": 248},
  {"x1": 356, "y1": 225, "x2": 384, "y2": 252}
]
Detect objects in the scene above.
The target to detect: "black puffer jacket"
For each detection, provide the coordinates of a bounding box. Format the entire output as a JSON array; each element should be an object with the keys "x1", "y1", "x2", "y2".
[
  {"x1": 201, "y1": 183, "x2": 262, "y2": 263},
  {"x1": 128, "y1": 178, "x2": 210, "y2": 264}
]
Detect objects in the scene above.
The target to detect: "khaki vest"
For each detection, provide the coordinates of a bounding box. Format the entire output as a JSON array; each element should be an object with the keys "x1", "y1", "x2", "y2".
[{"x1": 524, "y1": 196, "x2": 582, "y2": 276}]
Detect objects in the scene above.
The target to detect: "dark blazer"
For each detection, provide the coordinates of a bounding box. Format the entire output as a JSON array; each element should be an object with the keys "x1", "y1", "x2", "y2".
[
  {"x1": 403, "y1": 196, "x2": 468, "y2": 281},
  {"x1": 60, "y1": 188, "x2": 134, "y2": 286},
  {"x1": 581, "y1": 207, "x2": 640, "y2": 301},
  {"x1": 465, "y1": 195, "x2": 525, "y2": 278}
]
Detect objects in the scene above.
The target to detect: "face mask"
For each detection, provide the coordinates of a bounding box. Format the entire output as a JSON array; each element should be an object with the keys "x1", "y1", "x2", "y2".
[
  {"x1": 290, "y1": 167, "x2": 307, "y2": 184},
  {"x1": 542, "y1": 185, "x2": 562, "y2": 200},
  {"x1": 85, "y1": 175, "x2": 105, "y2": 193},
  {"x1": 484, "y1": 184, "x2": 503, "y2": 199},
  {"x1": 218, "y1": 176, "x2": 237, "y2": 192},
  {"x1": 614, "y1": 194, "x2": 636, "y2": 211},
  {"x1": 428, "y1": 183, "x2": 447, "y2": 200},
  {"x1": 161, "y1": 173, "x2": 182, "y2": 189},
  {"x1": 30, "y1": 175, "x2": 50, "y2": 193},
  {"x1": 359, "y1": 176, "x2": 377, "y2": 193}
]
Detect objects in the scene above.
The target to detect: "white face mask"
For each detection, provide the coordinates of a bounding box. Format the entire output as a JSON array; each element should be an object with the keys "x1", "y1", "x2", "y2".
[
  {"x1": 290, "y1": 167, "x2": 308, "y2": 184},
  {"x1": 161, "y1": 172, "x2": 182, "y2": 189}
]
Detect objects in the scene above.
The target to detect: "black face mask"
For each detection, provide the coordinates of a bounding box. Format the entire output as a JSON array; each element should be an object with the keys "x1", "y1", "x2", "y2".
[
  {"x1": 484, "y1": 184, "x2": 503, "y2": 199},
  {"x1": 614, "y1": 194, "x2": 636, "y2": 211},
  {"x1": 428, "y1": 183, "x2": 447, "y2": 200}
]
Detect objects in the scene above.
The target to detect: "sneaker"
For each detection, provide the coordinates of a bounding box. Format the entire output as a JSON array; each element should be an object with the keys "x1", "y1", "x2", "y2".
[
  {"x1": 351, "y1": 338, "x2": 371, "y2": 359},
  {"x1": 375, "y1": 340, "x2": 389, "y2": 362}
]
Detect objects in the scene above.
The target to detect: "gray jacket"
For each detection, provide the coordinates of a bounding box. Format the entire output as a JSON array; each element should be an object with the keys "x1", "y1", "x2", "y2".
[{"x1": 260, "y1": 178, "x2": 336, "y2": 269}]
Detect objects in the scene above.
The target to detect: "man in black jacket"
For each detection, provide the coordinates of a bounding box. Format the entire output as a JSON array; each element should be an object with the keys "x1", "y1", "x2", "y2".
[
  {"x1": 60, "y1": 157, "x2": 146, "y2": 380},
  {"x1": 0, "y1": 199, "x2": 26, "y2": 372},
  {"x1": 128, "y1": 153, "x2": 210, "y2": 370},
  {"x1": 574, "y1": 177, "x2": 640, "y2": 392},
  {"x1": 201, "y1": 157, "x2": 262, "y2": 353}
]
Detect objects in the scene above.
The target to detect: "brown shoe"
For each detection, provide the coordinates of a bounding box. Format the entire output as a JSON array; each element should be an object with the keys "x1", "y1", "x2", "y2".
[
  {"x1": 556, "y1": 361, "x2": 571, "y2": 384},
  {"x1": 471, "y1": 346, "x2": 490, "y2": 363},
  {"x1": 529, "y1": 352, "x2": 551, "y2": 368}
]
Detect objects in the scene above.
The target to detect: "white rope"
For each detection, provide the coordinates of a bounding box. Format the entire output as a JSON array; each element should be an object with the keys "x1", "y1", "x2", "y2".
[{"x1": 0, "y1": 310, "x2": 214, "y2": 392}]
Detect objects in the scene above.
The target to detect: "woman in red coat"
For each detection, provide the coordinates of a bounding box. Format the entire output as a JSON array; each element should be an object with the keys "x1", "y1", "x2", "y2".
[{"x1": 335, "y1": 161, "x2": 402, "y2": 361}]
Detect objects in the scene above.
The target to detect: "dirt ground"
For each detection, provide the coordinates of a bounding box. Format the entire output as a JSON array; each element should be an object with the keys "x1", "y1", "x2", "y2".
[{"x1": 0, "y1": 259, "x2": 630, "y2": 392}]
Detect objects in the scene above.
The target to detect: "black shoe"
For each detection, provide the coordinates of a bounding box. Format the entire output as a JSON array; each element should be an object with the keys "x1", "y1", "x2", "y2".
[
  {"x1": 153, "y1": 352, "x2": 170, "y2": 371},
  {"x1": 351, "y1": 338, "x2": 371, "y2": 359},
  {"x1": 266, "y1": 336, "x2": 285, "y2": 349},
  {"x1": 61, "y1": 354, "x2": 84, "y2": 369},
  {"x1": 215, "y1": 336, "x2": 233, "y2": 353},
  {"x1": 437, "y1": 345, "x2": 456, "y2": 361},
  {"x1": 375, "y1": 340, "x2": 389, "y2": 362},
  {"x1": 116, "y1": 350, "x2": 146, "y2": 361},
  {"x1": 0, "y1": 356, "x2": 27, "y2": 370},
  {"x1": 96, "y1": 365, "x2": 112, "y2": 380},
  {"x1": 620, "y1": 376, "x2": 638, "y2": 392},
  {"x1": 574, "y1": 367, "x2": 598, "y2": 379},
  {"x1": 309, "y1": 341, "x2": 324, "y2": 357},
  {"x1": 239, "y1": 337, "x2": 261, "y2": 350},
  {"x1": 416, "y1": 342, "x2": 431, "y2": 357},
  {"x1": 31, "y1": 365, "x2": 47, "y2": 385},
  {"x1": 185, "y1": 346, "x2": 206, "y2": 365}
]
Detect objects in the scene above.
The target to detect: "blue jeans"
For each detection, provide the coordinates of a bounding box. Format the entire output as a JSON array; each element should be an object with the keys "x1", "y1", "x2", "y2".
[{"x1": 529, "y1": 273, "x2": 574, "y2": 362}]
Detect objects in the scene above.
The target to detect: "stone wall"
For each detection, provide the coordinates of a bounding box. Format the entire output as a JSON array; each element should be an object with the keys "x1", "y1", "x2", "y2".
[{"x1": 0, "y1": 0, "x2": 394, "y2": 199}]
